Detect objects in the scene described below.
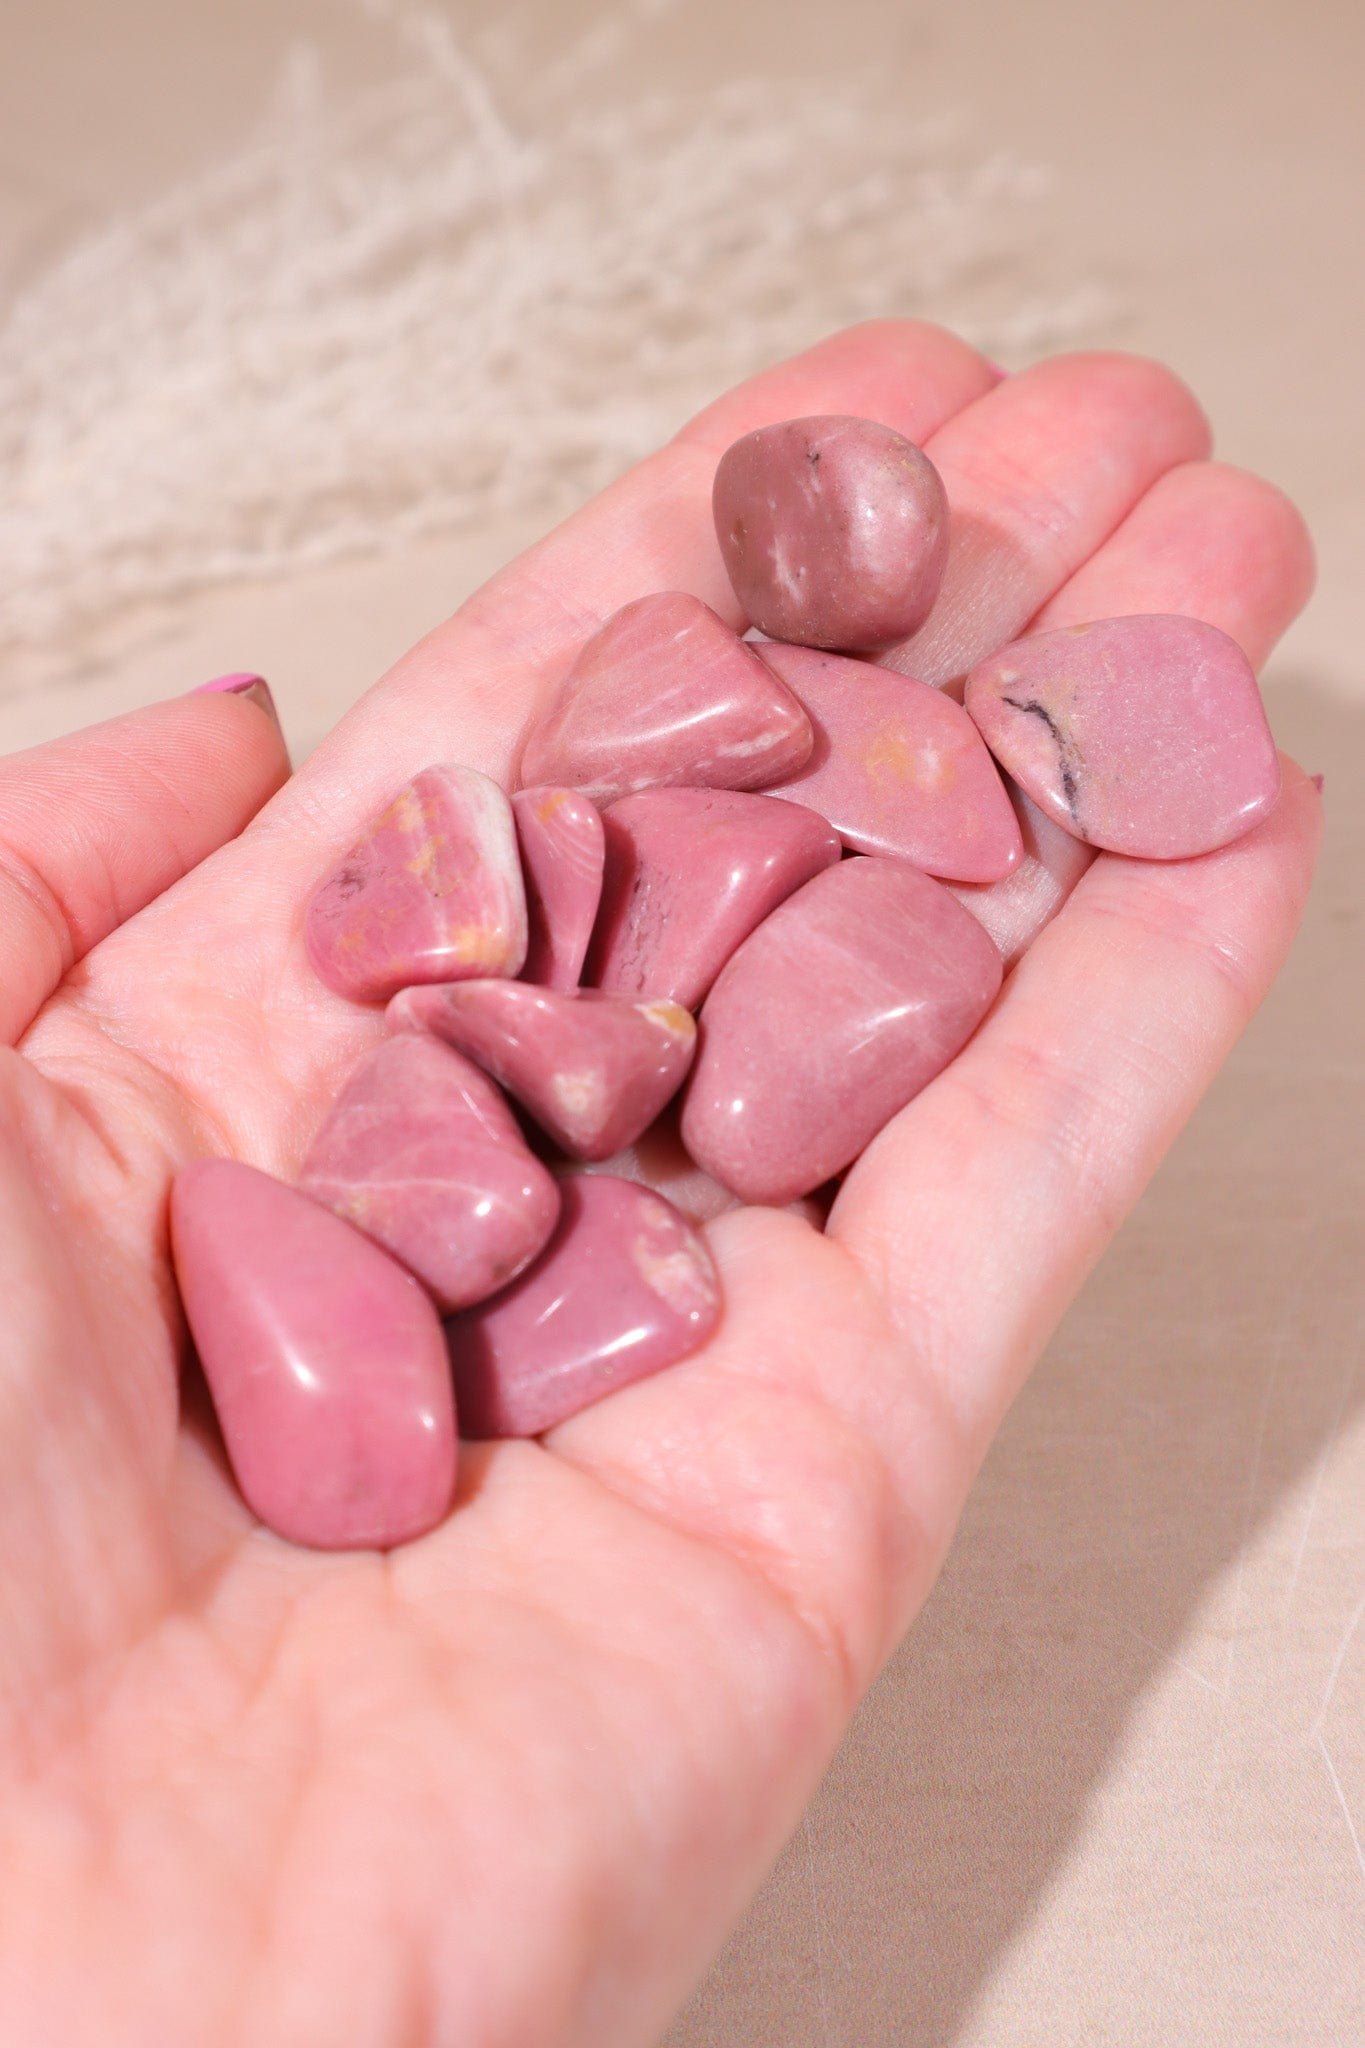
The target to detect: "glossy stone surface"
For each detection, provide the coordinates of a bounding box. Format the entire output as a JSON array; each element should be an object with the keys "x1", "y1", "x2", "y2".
[
  {"x1": 712, "y1": 414, "x2": 949, "y2": 650},
  {"x1": 517, "y1": 591, "x2": 812, "y2": 804},
  {"x1": 390, "y1": 980, "x2": 696, "y2": 1162},
  {"x1": 949, "y1": 778, "x2": 1096, "y2": 969},
  {"x1": 305, "y1": 764, "x2": 527, "y2": 1002},
  {"x1": 170, "y1": 1159, "x2": 456, "y2": 1550},
  {"x1": 681, "y1": 857, "x2": 1003, "y2": 1204},
  {"x1": 588, "y1": 786, "x2": 842, "y2": 1010},
  {"x1": 964, "y1": 615, "x2": 1281, "y2": 858},
  {"x1": 298, "y1": 1033, "x2": 559, "y2": 1312},
  {"x1": 446, "y1": 1174, "x2": 721, "y2": 1437},
  {"x1": 511, "y1": 785, "x2": 605, "y2": 990},
  {"x1": 759, "y1": 642, "x2": 1022, "y2": 881}
]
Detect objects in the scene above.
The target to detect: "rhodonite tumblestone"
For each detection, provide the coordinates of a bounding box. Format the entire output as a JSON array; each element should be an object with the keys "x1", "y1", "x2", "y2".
[
  {"x1": 681, "y1": 856, "x2": 1003, "y2": 1205},
  {"x1": 305, "y1": 764, "x2": 528, "y2": 1002},
  {"x1": 587, "y1": 786, "x2": 841, "y2": 1009},
  {"x1": 518, "y1": 591, "x2": 813, "y2": 803},
  {"x1": 298, "y1": 1033, "x2": 559, "y2": 1311},
  {"x1": 712, "y1": 415, "x2": 949, "y2": 650},
  {"x1": 964, "y1": 615, "x2": 1281, "y2": 859},
  {"x1": 758, "y1": 641, "x2": 1023, "y2": 882},
  {"x1": 171, "y1": 1160, "x2": 457, "y2": 1550},
  {"x1": 512, "y1": 785, "x2": 605, "y2": 990},
  {"x1": 390, "y1": 980, "x2": 696, "y2": 1162},
  {"x1": 446, "y1": 1174, "x2": 721, "y2": 1437}
]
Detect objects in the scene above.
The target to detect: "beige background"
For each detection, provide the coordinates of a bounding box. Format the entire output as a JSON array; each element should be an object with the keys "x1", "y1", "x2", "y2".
[{"x1": 2, "y1": 2, "x2": 1362, "y2": 2042}]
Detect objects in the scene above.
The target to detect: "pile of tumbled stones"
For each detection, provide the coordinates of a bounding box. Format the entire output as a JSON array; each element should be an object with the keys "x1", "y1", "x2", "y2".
[{"x1": 170, "y1": 414, "x2": 1281, "y2": 1550}]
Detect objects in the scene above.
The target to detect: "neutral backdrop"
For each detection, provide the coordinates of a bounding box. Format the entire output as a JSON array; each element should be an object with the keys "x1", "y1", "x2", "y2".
[{"x1": 1, "y1": 3, "x2": 1361, "y2": 2043}]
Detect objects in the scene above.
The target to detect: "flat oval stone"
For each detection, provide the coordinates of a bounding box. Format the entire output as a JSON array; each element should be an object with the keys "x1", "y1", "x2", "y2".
[
  {"x1": 681, "y1": 857, "x2": 1003, "y2": 1205},
  {"x1": 390, "y1": 980, "x2": 696, "y2": 1162},
  {"x1": 948, "y1": 778, "x2": 1095, "y2": 970},
  {"x1": 446, "y1": 1174, "x2": 721, "y2": 1437},
  {"x1": 305, "y1": 764, "x2": 528, "y2": 1003},
  {"x1": 712, "y1": 414, "x2": 949, "y2": 650},
  {"x1": 298, "y1": 1033, "x2": 559, "y2": 1311},
  {"x1": 517, "y1": 591, "x2": 812, "y2": 804},
  {"x1": 758, "y1": 642, "x2": 1022, "y2": 881},
  {"x1": 964, "y1": 615, "x2": 1281, "y2": 858},
  {"x1": 512, "y1": 785, "x2": 605, "y2": 990},
  {"x1": 170, "y1": 1159, "x2": 456, "y2": 1550},
  {"x1": 587, "y1": 787, "x2": 842, "y2": 1010}
]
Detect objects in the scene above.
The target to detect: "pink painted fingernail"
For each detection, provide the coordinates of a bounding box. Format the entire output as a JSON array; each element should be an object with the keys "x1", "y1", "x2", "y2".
[{"x1": 192, "y1": 672, "x2": 281, "y2": 732}]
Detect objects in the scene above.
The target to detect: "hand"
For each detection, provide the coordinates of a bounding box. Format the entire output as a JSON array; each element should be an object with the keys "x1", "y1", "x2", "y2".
[{"x1": 0, "y1": 325, "x2": 1319, "y2": 2047}]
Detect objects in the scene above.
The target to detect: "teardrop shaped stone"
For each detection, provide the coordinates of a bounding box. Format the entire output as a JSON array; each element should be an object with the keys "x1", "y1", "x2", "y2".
[
  {"x1": 759, "y1": 642, "x2": 1023, "y2": 881},
  {"x1": 948, "y1": 777, "x2": 1095, "y2": 969},
  {"x1": 305, "y1": 764, "x2": 528, "y2": 1002},
  {"x1": 298, "y1": 1033, "x2": 559, "y2": 1311},
  {"x1": 390, "y1": 980, "x2": 696, "y2": 1162},
  {"x1": 171, "y1": 1159, "x2": 457, "y2": 1550},
  {"x1": 964, "y1": 615, "x2": 1281, "y2": 858},
  {"x1": 512, "y1": 785, "x2": 605, "y2": 990},
  {"x1": 587, "y1": 786, "x2": 842, "y2": 1010},
  {"x1": 446, "y1": 1174, "x2": 721, "y2": 1437},
  {"x1": 712, "y1": 415, "x2": 949, "y2": 650},
  {"x1": 518, "y1": 591, "x2": 813, "y2": 804},
  {"x1": 681, "y1": 857, "x2": 1003, "y2": 1205}
]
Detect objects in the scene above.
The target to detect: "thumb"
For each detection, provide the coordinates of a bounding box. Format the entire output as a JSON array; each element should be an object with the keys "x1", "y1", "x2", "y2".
[{"x1": 0, "y1": 675, "x2": 290, "y2": 1044}]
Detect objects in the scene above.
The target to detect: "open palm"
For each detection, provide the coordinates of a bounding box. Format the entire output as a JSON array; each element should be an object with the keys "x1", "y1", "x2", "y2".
[{"x1": 0, "y1": 324, "x2": 1319, "y2": 2046}]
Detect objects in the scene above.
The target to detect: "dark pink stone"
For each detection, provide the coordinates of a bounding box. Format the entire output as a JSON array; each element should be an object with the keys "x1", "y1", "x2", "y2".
[
  {"x1": 170, "y1": 1159, "x2": 456, "y2": 1550},
  {"x1": 712, "y1": 414, "x2": 949, "y2": 650},
  {"x1": 512, "y1": 785, "x2": 605, "y2": 990},
  {"x1": 964, "y1": 615, "x2": 1282, "y2": 858},
  {"x1": 298, "y1": 1033, "x2": 559, "y2": 1312},
  {"x1": 389, "y1": 981, "x2": 696, "y2": 1162},
  {"x1": 758, "y1": 641, "x2": 1022, "y2": 882},
  {"x1": 517, "y1": 591, "x2": 812, "y2": 804},
  {"x1": 681, "y1": 857, "x2": 1003, "y2": 1204},
  {"x1": 587, "y1": 786, "x2": 842, "y2": 1010},
  {"x1": 446, "y1": 1174, "x2": 721, "y2": 1437},
  {"x1": 948, "y1": 778, "x2": 1095, "y2": 969},
  {"x1": 305, "y1": 764, "x2": 527, "y2": 1003}
]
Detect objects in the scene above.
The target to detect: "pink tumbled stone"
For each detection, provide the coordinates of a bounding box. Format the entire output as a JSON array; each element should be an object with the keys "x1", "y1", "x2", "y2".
[
  {"x1": 681, "y1": 857, "x2": 1003, "y2": 1205},
  {"x1": 298, "y1": 1033, "x2": 559, "y2": 1312},
  {"x1": 305, "y1": 764, "x2": 528, "y2": 1002},
  {"x1": 512, "y1": 785, "x2": 605, "y2": 990},
  {"x1": 964, "y1": 615, "x2": 1281, "y2": 858},
  {"x1": 712, "y1": 414, "x2": 949, "y2": 650},
  {"x1": 390, "y1": 980, "x2": 696, "y2": 1162},
  {"x1": 170, "y1": 1159, "x2": 456, "y2": 1550},
  {"x1": 587, "y1": 786, "x2": 842, "y2": 1010},
  {"x1": 949, "y1": 778, "x2": 1096, "y2": 970},
  {"x1": 758, "y1": 642, "x2": 1022, "y2": 882},
  {"x1": 446, "y1": 1174, "x2": 721, "y2": 1437},
  {"x1": 517, "y1": 591, "x2": 813, "y2": 804}
]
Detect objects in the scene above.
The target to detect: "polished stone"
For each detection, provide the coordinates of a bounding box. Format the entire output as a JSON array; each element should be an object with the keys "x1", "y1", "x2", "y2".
[
  {"x1": 712, "y1": 414, "x2": 949, "y2": 650},
  {"x1": 446, "y1": 1174, "x2": 721, "y2": 1437},
  {"x1": 681, "y1": 856, "x2": 1003, "y2": 1204},
  {"x1": 517, "y1": 591, "x2": 812, "y2": 803},
  {"x1": 390, "y1": 980, "x2": 696, "y2": 1162},
  {"x1": 170, "y1": 1159, "x2": 456, "y2": 1550},
  {"x1": 948, "y1": 777, "x2": 1096, "y2": 969},
  {"x1": 512, "y1": 785, "x2": 605, "y2": 990},
  {"x1": 964, "y1": 615, "x2": 1282, "y2": 858},
  {"x1": 588, "y1": 786, "x2": 842, "y2": 1010},
  {"x1": 759, "y1": 642, "x2": 1022, "y2": 881},
  {"x1": 305, "y1": 764, "x2": 527, "y2": 1003},
  {"x1": 298, "y1": 1033, "x2": 559, "y2": 1311}
]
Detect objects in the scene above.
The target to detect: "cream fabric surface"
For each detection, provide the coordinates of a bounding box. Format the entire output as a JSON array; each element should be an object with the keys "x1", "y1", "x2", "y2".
[{"x1": 1, "y1": 2, "x2": 1361, "y2": 2043}]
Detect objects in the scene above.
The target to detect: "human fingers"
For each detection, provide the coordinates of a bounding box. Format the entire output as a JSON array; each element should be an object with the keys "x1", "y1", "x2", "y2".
[{"x1": 0, "y1": 682, "x2": 288, "y2": 1045}]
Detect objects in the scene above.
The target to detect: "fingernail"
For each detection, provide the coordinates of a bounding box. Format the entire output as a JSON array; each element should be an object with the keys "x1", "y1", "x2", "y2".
[
  {"x1": 192, "y1": 672, "x2": 281, "y2": 733},
  {"x1": 1310, "y1": 772, "x2": 1324, "y2": 794}
]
